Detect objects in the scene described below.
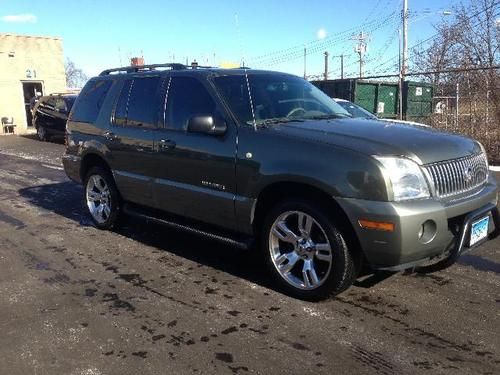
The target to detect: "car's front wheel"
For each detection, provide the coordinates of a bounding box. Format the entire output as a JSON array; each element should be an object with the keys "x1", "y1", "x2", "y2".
[
  {"x1": 84, "y1": 167, "x2": 121, "y2": 229},
  {"x1": 262, "y1": 200, "x2": 357, "y2": 300},
  {"x1": 37, "y1": 125, "x2": 48, "y2": 141}
]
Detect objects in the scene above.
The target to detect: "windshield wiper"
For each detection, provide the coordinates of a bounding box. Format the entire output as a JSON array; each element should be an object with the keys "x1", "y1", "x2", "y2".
[
  {"x1": 306, "y1": 113, "x2": 352, "y2": 120},
  {"x1": 246, "y1": 117, "x2": 305, "y2": 126}
]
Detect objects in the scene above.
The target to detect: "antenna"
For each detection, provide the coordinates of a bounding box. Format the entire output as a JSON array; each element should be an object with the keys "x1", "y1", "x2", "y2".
[
  {"x1": 234, "y1": 13, "x2": 246, "y2": 67},
  {"x1": 244, "y1": 69, "x2": 257, "y2": 131}
]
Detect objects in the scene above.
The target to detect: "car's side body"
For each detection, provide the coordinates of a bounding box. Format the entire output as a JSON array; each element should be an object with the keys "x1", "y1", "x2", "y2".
[{"x1": 63, "y1": 65, "x2": 499, "y2": 299}]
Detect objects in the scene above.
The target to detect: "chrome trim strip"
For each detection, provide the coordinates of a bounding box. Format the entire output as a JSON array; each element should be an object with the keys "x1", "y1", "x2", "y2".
[
  {"x1": 154, "y1": 177, "x2": 235, "y2": 200},
  {"x1": 113, "y1": 169, "x2": 151, "y2": 181}
]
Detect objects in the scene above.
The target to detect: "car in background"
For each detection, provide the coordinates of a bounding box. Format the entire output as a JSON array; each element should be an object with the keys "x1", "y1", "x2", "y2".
[
  {"x1": 32, "y1": 93, "x2": 78, "y2": 141},
  {"x1": 333, "y1": 98, "x2": 377, "y2": 119},
  {"x1": 333, "y1": 98, "x2": 430, "y2": 127}
]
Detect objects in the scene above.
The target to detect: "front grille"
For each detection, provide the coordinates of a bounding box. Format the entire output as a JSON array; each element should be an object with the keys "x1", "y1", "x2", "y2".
[{"x1": 424, "y1": 153, "x2": 489, "y2": 198}]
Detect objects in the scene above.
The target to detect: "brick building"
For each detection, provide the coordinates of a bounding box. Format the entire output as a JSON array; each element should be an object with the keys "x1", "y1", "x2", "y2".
[{"x1": 0, "y1": 33, "x2": 66, "y2": 134}]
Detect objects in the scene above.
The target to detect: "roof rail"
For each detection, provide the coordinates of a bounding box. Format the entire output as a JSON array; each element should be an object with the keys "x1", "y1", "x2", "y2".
[
  {"x1": 99, "y1": 63, "x2": 187, "y2": 76},
  {"x1": 49, "y1": 91, "x2": 80, "y2": 96},
  {"x1": 99, "y1": 63, "x2": 221, "y2": 76}
]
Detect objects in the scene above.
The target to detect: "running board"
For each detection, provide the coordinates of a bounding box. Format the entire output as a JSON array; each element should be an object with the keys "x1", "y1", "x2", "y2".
[{"x1": 122, "y1": 203, "x2": 253, "y2": 250}]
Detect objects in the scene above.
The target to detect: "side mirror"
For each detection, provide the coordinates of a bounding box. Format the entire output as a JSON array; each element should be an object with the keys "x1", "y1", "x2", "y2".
[{"x1": 187, "y1": 115, "x2": 227, "y2": 136}]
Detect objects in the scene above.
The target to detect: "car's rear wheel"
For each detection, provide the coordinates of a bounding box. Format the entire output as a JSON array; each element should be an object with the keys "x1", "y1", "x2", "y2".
[
  {"x1": 261, "y1": 200, "x2": 357, "y2": 301},
  {"x1": 84, "y1": 167, "x2": 121, "y2": 229},
  {"x1": 37, "y1": 125, "x2": 48, "y2": 141}
]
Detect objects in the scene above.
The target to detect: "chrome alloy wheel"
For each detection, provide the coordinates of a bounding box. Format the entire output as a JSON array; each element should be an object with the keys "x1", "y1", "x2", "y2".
[
  {"x1": 86, "y1": 175, "x2": 112, "y2": 224},
  {"x1": 269, "y1": 211, "x2": 333, "y2": 290}
]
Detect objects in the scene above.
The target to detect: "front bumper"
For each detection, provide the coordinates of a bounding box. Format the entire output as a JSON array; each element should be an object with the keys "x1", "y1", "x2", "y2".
[{"x1": 336, "y1": 175, "x2": 499, "y2": 269}]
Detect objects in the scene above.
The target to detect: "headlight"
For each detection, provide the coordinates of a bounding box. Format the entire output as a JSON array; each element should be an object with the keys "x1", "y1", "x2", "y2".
[{"x1": 375, "y1": 156, "x2": 430, "y2": 201}]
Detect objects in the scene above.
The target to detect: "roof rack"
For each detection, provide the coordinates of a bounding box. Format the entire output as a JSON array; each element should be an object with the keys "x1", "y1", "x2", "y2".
[
  {"x1": 98, "y1": 63, "x2": 217, "y2": 76},
  {"x1": 99, "y1": 63, "x2": 186, "y2": 76},
  {"x1": 49, "y1": 91, "x2": 79, "y2": 96}
]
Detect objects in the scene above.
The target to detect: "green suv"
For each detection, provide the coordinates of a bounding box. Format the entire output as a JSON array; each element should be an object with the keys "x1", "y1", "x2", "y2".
[{"x1": 63, "y1": 63, "x2": 499, "y2": 300}]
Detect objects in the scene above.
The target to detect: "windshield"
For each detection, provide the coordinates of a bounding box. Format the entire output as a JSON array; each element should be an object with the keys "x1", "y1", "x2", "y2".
[
  {"x1": 64, "y1": 96, "x2": 77, "y2": 110},
  {"x1": 335, "y1": 100, "x2": 377, "y2": 119},
  {"x1": 213, "y1": 73, "x2": 351, "y2": 125}
]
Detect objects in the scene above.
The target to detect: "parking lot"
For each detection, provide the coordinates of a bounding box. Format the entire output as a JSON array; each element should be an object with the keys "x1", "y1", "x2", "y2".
[{"x1": 0, "y1": 134, "x2": 499, "y2": 375}]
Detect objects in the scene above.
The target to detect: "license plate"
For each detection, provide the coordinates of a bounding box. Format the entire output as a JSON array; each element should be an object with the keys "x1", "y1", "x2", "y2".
[{"x1": 469, "y1": 216, "x2": 490, "y2": 247}]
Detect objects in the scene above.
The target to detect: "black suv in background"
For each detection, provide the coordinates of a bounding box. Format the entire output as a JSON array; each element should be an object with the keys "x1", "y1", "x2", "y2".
[
  {"x1": 33, "y1": 93, "x2": 77, "y2": 141},
  {"x1": 63, "y1": 63, "x2": 498, "y2": 300}
]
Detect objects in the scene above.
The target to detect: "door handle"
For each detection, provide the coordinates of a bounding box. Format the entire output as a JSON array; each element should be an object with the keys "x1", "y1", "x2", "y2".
[
  {"x1": 158, "y1": 139, "x2": 176, "y2": 150},
  {"x1": 103, "y1": 131, "x2": 118, "y2": 141}
]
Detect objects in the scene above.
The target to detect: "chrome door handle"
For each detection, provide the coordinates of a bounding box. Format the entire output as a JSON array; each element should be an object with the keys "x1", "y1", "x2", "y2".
[{"x1": 158, "y1": 139, "x2": 176, "y2": 150}]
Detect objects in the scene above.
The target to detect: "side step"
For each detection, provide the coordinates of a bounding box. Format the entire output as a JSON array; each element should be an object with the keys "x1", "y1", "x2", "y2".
[{"x1": 122, "y1": 203, "x2": 254, "y2": 250}]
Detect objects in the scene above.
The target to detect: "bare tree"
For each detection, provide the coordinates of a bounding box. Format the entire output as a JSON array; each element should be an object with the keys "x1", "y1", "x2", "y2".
[
  {"x1": 412, "y1": 0, "x2": 499, "y2": 160},
  {"x1": 65, "y1": 58, "x2": 88, "y2": 88}
]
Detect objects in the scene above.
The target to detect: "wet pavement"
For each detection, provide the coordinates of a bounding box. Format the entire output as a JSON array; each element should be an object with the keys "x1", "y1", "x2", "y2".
[{"x1": 0, "y1": 134, "x2": 499, "y2": 375}]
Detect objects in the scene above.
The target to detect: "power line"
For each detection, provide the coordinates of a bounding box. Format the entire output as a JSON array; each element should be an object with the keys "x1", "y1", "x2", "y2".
[
  {"x1": 345, "y1": 1, "x2": 499, "y2": 78},
  {"x1": 248, "y1": 11, "x2": 399, "y2": 67},
  {"x1": 255, "y1": 12, "x2": 401, "y2": 68}
]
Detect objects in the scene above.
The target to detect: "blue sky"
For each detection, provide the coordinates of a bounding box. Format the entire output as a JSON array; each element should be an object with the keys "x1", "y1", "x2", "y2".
[{"x1": 1, "y1": 0, "x2": 466, "y2": 79}]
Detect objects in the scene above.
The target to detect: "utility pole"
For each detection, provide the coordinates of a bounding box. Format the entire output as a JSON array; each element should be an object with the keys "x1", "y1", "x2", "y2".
[
  {"x1": 303, "y1": 46, "x2": 307, "y2": 79},
  {"x1": 402, "y1": 0, "x2": 408, "y2": 77},
  {"x1": 331, "y1": 54, "x2": 345, "y2": 79},
  {"x1": 352, "y1": 32, "x2": 369, "y2": 78},
  {"x1": 399, "y1": 0, "x2": 408, "y2": 120},
  {"x1": 340, "y1": 54, "x2": 344, "y2": 79},
  {"x1": 324, "y1": 51, "x2": 329, "y2": 80}
]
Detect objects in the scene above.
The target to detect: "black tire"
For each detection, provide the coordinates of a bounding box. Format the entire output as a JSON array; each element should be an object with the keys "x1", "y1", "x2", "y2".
[
  {"x1": 83, "y1": 166, "x2": 121, "y2": 230},
  {"x1": 37, "y1": 125, "x2": 48, "y2": 141},
  {"x1": 261, "y1": 199, "x2": 358, "y2": 301}
]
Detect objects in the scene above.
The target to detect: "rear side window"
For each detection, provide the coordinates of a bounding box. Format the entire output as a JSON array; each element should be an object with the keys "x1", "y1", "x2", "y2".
[
  {"x1": 165, "y1": 77, "x2": 216, "y2": 131},
  {"x1": 114, "y1": 77, "x2": 161, "y2": 128},
  {"x1": 71, "y1": 80, "x2": 112, "y2": 123}
]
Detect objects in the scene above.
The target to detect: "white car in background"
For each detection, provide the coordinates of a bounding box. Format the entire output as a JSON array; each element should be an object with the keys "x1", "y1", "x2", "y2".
[{"x1": 333, "y1": 98, "x2": 429, "y2": 127}]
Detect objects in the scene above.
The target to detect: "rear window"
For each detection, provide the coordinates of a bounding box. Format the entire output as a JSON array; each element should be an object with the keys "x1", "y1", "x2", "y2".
[{"x1": 71, "y1": 80, "x2": 112, "y2": 123}]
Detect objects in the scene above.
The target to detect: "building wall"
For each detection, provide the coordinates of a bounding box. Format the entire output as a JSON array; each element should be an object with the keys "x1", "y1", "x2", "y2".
[{"x1": 0, "y1": 34, "x2": 66, "y2": 133}]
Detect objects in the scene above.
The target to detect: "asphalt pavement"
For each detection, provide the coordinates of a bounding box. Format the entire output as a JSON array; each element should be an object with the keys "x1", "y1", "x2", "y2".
[{"x1": 0, "y1": 134, "x2": 499, "y2": 375}]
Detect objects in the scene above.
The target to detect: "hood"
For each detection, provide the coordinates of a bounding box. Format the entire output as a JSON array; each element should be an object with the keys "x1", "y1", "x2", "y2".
[{"x1": 272, "y1": 118, "x2": 481, "y2": 165}]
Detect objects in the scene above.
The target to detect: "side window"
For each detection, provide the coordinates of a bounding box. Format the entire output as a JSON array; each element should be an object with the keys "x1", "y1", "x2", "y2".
[
  {"x1": 114, "y1": 80, "x2": 132, "y2": 126},
  {"x1": 71, "y1": 80, "x2": 113, "y2": 123},
  {"x1": 126, "y1": 76, "x2": 161, "y2": 128},
  {"x1": 165, "y1": 77, "x2": 216, "y2": 131}
]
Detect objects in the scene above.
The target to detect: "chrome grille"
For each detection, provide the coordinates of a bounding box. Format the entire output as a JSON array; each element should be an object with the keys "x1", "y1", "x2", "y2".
[{"x1": 424, "y1": 153, "x2": 489, "y2": 198}]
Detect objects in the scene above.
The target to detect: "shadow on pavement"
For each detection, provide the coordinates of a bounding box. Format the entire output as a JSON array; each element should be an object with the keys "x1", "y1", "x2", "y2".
[
  {"x1": 19, "y1": 182, "x2": 273, "y2": 292},
  {"x1": 19, "y1": 133, "x2": 64, "y2": 144},
  {"x1": 458, "y1": 254, "x2": 500, "y2": 274}
]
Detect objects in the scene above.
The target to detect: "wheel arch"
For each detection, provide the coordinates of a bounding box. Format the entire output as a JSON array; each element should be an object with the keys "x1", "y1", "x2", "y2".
[
  {"x1": 252, "y1": 181, "x2": 365, "y2": 266},
  {"x1": 80, "y1": 152, "x2": 112, "y2": 182}
]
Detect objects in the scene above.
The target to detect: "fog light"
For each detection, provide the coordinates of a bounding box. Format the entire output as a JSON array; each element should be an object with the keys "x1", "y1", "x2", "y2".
[{"x1": 418, "y1": 220, "x2": 437, "y2": 243}]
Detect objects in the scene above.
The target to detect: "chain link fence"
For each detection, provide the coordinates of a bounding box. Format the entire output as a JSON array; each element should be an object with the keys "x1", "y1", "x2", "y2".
[
  {"x1": 425, "y1": 78, "x2": 499, "y2": 165},
  {"x1": 367, "y1": 67, "x2": 500, "y2": 164}
]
